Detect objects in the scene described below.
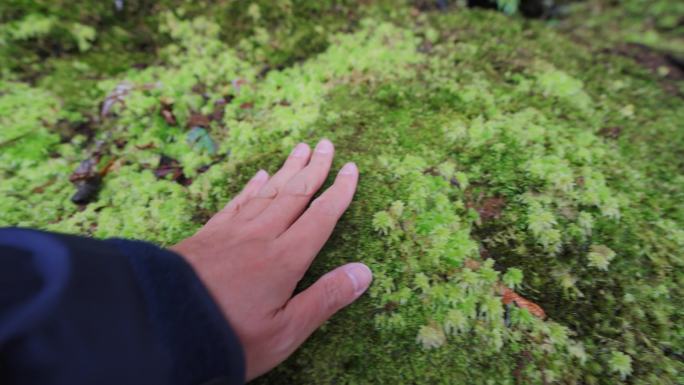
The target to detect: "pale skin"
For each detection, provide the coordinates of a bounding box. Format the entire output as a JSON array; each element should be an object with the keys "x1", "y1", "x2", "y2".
[{"x1": 171, "y1": 139, "x2": 373, "y2": 381}]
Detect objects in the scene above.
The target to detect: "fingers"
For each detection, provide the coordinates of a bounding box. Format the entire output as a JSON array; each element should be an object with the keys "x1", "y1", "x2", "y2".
[
  {"x1": 275, "y1": 162, "x2": 358, "y2": 274},
  {"x1": 208, "y1": 169, "x2": 269, "y2": 224},
  {"x1": 278, "y1": 263, "x2": 372, "y2": 355},
  {"x1": 235, "y1": 143, "x2": 312, "y2": 221},
  {"x1": 252, "y1": 139, "x2": 335, "y2": 235}
]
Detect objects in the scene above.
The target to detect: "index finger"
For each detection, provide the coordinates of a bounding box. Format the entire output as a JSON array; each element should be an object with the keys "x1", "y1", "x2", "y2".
[{"x1": 275, "y1": 162, "x2": 359, "y2": 277}]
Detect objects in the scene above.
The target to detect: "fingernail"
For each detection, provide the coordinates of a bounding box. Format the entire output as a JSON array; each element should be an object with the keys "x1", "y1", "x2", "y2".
[
  {"x1": 253, "y1": 169, "x2": 268, "y2": 182},
  {"x1": 339, "y1": 162, "x2": 357, "y2": 176},
  {"x1": 315, "y1": 139, "x2": 333, "y2": 154},
  {"x1": 291, "y1": 143, "x2": 309, "y2": 157},
  {"x1": 344, "y1": 263, "x2": 373, "y2": 297}
]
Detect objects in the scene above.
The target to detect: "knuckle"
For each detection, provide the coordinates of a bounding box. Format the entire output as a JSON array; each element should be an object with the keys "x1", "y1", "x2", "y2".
[
  {"x1": 312, "y1": 197, "x2": 340, "y2": 217},
  {"x1": 222, "y1": 200, "x2": 244, "y2": 216},
  {"x1": 286, "y1": 153, "x2": 306, "y2": 164},
  {"x1": 223, "y1": 204, "x2": 239, "y2": 215},
  {"x1": 234, "y1": 200, "x2": 249, "y2": 214},
  {"x1": 256, "y1": 185, "x2": 279, "y2": 199},
  {"x1": 321, "y1": 274, "x2": 345, "y2": 311},
  {"x1": 283, "y1": 177, "x2": 313, "y2": 197}
]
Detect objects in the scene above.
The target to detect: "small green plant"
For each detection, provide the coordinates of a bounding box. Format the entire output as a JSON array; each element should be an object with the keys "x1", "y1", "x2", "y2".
[
  {"x1": 502, "y1": 268, "x2": 524, "y2": 289},
  {"x1": 497, "y1": 0, "x2": 520, "y2": 15},
  {"x1": 587, "y1": 244, "x2": 616, "y2": 271},
  {"x1": 609, "y1": 351, "x2": 633, "y2": 380}
]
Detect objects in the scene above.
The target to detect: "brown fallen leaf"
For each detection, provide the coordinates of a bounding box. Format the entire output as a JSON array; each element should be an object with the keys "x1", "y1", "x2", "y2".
[
  {"x1": 71, "y1": 176, "x2": 103, "y2": 205},
  {"x1": 476, "y1": 196, "x2": 506, "y2": 222},
  {"x1": 598, "y1": 126, "x2": 622, "y2": 140},
  {"x1": 69, "y1": 142, "x2": 116, "y2": 205},
  {"x1": 211, "y1": 98, "x2": 228, "y2": 121},
  {"x1": 499, "y1": 284, "x2": 546, "y2": 319},
  {"x1": 69, "y1": 157, "x2": 100, "y2": 183},
  {"x1": 154, "y1": 155, "x2": 191, "y2": 186},
  {"x1": 188, "y1": 113, "x2": 211, "y2": 128},
  {"x1": 32, "y1": 178, "x2": 57, "y2": 194},
  {"x1": 160, "y1": 99, "x2": 177, "y2": 126},
  {"x1": 232, "y1": 78, "x2": 247, "y2": 92},
  {"x1": 462, "y1": 258, "x2": 546, "y2": 320}
]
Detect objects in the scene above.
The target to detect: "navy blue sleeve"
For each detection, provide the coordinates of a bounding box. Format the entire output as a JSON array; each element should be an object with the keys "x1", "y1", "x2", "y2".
[{"x1": 0, "y1": 228, "x2": 245, "y2": 385}]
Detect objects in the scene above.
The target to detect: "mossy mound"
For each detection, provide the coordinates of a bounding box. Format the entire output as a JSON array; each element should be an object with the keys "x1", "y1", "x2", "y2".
[{"x1": 1, "y1": 2, "x2": 683, "y2": 384}]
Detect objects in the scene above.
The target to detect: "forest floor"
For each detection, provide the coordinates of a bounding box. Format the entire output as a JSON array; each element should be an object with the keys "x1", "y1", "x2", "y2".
[{"x1": 1, "y1": 1, "x2": 683, "y2": 384}]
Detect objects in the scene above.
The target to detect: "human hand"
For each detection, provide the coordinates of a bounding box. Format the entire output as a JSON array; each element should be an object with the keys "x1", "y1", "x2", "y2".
[{"x1": 171, "y1": 139, "x2": 372, "y2": 381}]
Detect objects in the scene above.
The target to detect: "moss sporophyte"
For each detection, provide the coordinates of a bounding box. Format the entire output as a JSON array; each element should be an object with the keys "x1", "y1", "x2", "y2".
[{"x1": 2, "y1": 2, "x2": 683, "y2": 384}]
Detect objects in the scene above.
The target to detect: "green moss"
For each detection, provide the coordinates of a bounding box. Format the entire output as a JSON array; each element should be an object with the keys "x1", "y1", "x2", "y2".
[{"x1": 1, "y1": 2, "x2": 683, "y2": 384}]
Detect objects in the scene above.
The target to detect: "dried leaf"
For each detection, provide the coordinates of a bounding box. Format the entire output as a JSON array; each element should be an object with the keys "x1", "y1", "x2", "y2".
[
  {"x1": 68, "y1": 142, "x2": 114, "y2": 204},
  {"x1": 71, "y1": 176, "x2": 102, "y2": 204},
  {"x1": 232, "y1": 78, "x2": 247, "y2": 93},
  {"x1": 160, "y1": 99, "x2": 177, "y2": 126},
  {"x1": 69, "y1": 157, "x2": 99, "y2": 182},
  {"x1": 477, "y1": 196, "x2": 506, "y2": 221},
  {"x1": 499, "y1": 285, "x2": 546, "y2": 319},
  {"x1": 599, "y1": 126, "x2": 622, "y2": 139},
  {"x1": 101, "y1": 82, "x2": 133, "y2": 118},
  {"x1": 211, "y1": 98, "x2": 228, "y2": 121},
  {"x1": 188, "y1": 113, "x2": 211, "y2": 128},
  {"x1": 154, "y1": 155, "x2": 183, "y2": 180}
]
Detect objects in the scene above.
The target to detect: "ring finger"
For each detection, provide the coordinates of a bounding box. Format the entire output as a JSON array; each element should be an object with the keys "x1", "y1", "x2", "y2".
[{"x1": 235, "y1": 143, "x2": 312, "y2": 221}]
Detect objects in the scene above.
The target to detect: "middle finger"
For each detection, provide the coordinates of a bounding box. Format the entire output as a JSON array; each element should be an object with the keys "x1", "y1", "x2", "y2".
[
  {"x1": 250, "y1": 139, "x2": 335, "y2": 236},
  {"x1": 235, "y1": 142, "x2": 312, "y2": 221}
]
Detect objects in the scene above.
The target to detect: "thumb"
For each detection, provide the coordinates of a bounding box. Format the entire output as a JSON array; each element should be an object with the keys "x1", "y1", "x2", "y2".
[{"x1": 281, "y1": 262, "x2": 372, "y2": 348}]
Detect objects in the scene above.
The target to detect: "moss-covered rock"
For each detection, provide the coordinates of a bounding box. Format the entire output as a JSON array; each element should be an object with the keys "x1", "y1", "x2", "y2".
[{"x1": 1, "y1": 2, "x2": 682, "y2": 384}]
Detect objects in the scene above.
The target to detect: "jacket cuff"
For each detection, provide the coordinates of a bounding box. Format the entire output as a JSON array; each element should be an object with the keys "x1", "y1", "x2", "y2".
[{"x1": 107, "y1": 239, "x2": 245, "y2": 385}]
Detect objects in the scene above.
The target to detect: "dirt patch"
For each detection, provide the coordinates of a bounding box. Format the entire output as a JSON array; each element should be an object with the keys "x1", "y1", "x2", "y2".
[
  {"x1": 475, "y1": 196, "x2": 506, "y2": 222},
  {"x1": 613, "y1": 43, "x2": 684, "y2": 96},
  {"x1": 598, "y1": 126, "x2": 622, "y2": 140}
]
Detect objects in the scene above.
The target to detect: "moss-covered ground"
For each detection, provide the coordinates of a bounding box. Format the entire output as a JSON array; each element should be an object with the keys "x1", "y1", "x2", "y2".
[{"x1": 1, "y1": 1, "x2": 683, "y2": 384}]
